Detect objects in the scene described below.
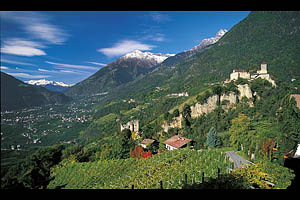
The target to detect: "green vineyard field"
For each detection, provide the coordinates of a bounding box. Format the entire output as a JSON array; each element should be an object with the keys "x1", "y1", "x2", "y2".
[{"x1": 47, "y1": 148, "x2": 232, "y2": 189}]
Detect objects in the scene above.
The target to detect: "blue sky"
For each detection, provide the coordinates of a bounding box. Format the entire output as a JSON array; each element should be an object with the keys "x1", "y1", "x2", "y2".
[{"x1": 0, "y1": 11, "x2": 250, "y2": 84}]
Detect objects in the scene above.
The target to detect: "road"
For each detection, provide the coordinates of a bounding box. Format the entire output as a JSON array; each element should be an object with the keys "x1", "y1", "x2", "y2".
[{"x1": 225, "y1": 151, "x2": 253, "y2": 169}]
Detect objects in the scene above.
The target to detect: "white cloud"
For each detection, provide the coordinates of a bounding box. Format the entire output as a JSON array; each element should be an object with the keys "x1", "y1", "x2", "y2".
[
  {"x1": 7, "y1": 72, "x2": 50, "y2": 79},
  {"x1": 38, "y1": 68, "x2": 51, "y2": 72},
  {"x1": 1, "y1": 38, "x2": 46, "y2": 56},
  {"x1": 46, "y1": 61, "x2": 100, "y2": 71},
  {"x1": 97, "y1": 40, "x2": 156, "y2": 57},
  {"x1": 1, "y1": 58, "x2": 36, "y2": 66},
  {"x1": 0, "y1": 11, "x2": 68, "y2": 45},
  {"x1": 86, "y1": 61, "x2": 107, "y2": 66},
  {"x1": 1, "y1": 45, "x2": 46, "y2": 57},
  {"x1": 26, "y1": 23, "x2": 68, "y2": 45},
  {"x1": 0, "y1": 66, "x2": 9, "y2": 70}
]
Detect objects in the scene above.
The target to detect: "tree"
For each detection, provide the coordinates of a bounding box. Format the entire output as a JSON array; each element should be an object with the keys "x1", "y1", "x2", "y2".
[
  {"x1": 206, "y1": 127, "x2": 222, "y2": 148},
  {"x1": 118, "y1": 129, "x2": 137, "y2": 159},
  {"x1": 276, "y1": 95, "x2": 300, "y2": 165},
  {"x1": 173, "y1": 109, "x2": 180, "y2": 118},
  {"x1": 229, "y1": 113, "x2": 251, "y2": 150},
  {"x1": 182, "y1": 104, "x2": 191, "y2": 119}
]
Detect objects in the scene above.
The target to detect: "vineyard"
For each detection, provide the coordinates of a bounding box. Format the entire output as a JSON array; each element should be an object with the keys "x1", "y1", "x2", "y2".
[{"x1": 47, "y1": 148, "x2": 232, "y2": 189}]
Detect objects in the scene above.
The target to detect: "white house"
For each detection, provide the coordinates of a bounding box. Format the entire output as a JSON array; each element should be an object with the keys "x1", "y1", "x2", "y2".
[{"x1": 163, "y1": 135, "x2": 191, "y2": 151}]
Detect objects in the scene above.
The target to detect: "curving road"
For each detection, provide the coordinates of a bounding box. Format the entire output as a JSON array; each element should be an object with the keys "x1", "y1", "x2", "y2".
[{"x1": 226, "y1": 151, "x2": 253, "y2": 169}]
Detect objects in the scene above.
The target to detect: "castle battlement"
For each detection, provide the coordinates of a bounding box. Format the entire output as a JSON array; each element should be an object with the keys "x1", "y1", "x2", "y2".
[
  {"x1": 120, "y1": 120, "x2": 139, "y2": 133},
  {"x1": 229, "y1": 62, "x2": 276, "y2": 87}
]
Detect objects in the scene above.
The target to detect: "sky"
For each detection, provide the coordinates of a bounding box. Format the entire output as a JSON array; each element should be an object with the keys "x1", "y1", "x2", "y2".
[{"x1": 0, "y1": 11, "x2": 250, "y2": 85}]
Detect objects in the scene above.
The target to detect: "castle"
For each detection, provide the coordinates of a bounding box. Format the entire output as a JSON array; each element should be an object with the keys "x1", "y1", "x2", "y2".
[
  {"x1": 120, "y1": 120, "x2": 139, "y2": 133},
  {"x1": 228, "y1": 62, "x2": 276, "y2": 87}
]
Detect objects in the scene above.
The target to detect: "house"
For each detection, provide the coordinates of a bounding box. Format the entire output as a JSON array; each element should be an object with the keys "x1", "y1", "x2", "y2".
[
  {"x1": 163, "y1": 135, "x2": 192, "y2": 151},
  {"x1": 284, "y1": 142, "x2": 300, "y2": 159},
  {"x1": 290, "y1": 94, "x2": 300, "y2": 109},
  {"x1": 140, "y1": 138, "x2": 156, "y2": 149}
]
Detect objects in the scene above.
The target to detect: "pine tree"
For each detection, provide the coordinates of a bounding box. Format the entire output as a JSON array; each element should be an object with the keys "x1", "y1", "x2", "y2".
[{"x1": 206, "y1": 127, "x2": 221, "y2": 148}]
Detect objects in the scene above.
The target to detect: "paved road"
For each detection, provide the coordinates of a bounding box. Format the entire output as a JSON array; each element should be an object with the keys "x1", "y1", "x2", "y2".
[{"x1": 225, "y1": 151, "x2": 253, "y2": 169}]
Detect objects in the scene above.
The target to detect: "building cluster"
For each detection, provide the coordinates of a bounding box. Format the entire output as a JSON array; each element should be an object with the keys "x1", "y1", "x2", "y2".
[
  {"x1": 120, "y1": 119, "x2": 192, "y2": 151},
  {"x1": 226, "y1": 62, "x2": 276, "y2": 87},
  {"x1": 167, "y1": 92, "x2": 189, "y2": 97}
]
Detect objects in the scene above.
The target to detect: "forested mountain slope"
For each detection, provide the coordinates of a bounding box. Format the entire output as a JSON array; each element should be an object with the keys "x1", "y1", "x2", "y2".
[
  {"x1": 89, "y1": 11, "x2": 300, "y2": 106},
  {"x1": 0, "y1": 72, "x2": 71, "y2": 111}
]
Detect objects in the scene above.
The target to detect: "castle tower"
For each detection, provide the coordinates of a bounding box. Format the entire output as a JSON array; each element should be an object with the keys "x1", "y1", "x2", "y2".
[
  {"x1": 259, "y1": 62, "x2": 267, "y2": 74},
  {"x1": 133, "y1": 120, "x2": 139, "y2": 133}
]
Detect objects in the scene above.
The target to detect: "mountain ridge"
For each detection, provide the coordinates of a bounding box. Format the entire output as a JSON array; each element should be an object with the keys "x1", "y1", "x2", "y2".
[
  {"x1": 25, "y1": 79, "x2": 73, "y2": 92},
  {"x1": 1, "y1": 72, "x2": 72, "y2": 111}
]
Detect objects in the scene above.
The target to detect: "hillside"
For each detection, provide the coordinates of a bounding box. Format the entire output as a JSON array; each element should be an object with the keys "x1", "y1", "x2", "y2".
[
  {"x1": 64, "y1": 51, "x2": 174, "y2": 98},
  {"x1": 94, "y1": 11, "x2": 300, "y2": 106},
  {"x1": 78, "y1": 11, "x2": 300, "y2": 160},
  {"x1": 0, "y1": 72, "x2": 72, "y2": 111}
]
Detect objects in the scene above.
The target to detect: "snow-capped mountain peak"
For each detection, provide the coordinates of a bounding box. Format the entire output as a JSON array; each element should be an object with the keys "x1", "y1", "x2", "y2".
[
  {"x1": 189, "y1": 29, "x2": 228, "y2": 52},
  {"x1": 25, "y1": 79, "x2": 72, "y2": 87},
  {"x1": 121, "y1": 50, "x2": 175, "y2": 64}
]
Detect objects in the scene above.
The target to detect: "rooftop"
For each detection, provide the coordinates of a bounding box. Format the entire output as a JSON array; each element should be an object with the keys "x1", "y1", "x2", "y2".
[
  {"x1": 140, "y1": 138, "x2": 155, "y2": 145},
  {"x1": 233, "y1": 69, "x2": 246, "y2": 72},
  {"x1": 163, "y1": 135, "x2": 191, "y2": 149}
]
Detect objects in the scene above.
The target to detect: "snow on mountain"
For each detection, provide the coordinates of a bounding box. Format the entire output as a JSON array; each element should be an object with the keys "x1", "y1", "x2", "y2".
[
  {"x1": 25, "y1": 79, "x2": 73, "y2": 87},
  {"x1": 189, "y1": 29, "x2": 228, "y2": 52},
  {"x1": 121, "y1": 50, "x2": 175, "y2": 64},
  {"x1": 25, "y1": 79, "x2": 73, "y2": 92}
]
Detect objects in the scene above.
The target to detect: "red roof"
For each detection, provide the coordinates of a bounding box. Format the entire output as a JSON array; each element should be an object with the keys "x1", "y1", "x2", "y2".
[
  {"x1": 261, "y1": 61, "x2": 267, "y2": 64},
  {"x1": 290, "y1": 94, "x2": 300, "y2": 109},
  {"x1": 163, "y1": 135, "x2": 191, "y2": 149}
]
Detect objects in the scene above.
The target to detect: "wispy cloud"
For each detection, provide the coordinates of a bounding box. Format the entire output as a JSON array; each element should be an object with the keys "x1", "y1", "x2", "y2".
[
  {"x1": 1, "y1": 38, "x2": 46, "y2": 57},
  {"x1": 150, "y1": 12, "x2": 171, "y2": 23},
  {"x1": 0, "y1": 66, "x2": 9, "y2": 70},
  {"x1": 0, "y1": 11, "x2": 69, "y2": 45},
  {"x1": 140, "y1": 33, "x2": 166, "y2": 42},
  {"x1": 6, "y1": 72, "x2": 50, "y2": 79},
  {"x1": 46, "y1": 61, "x2": 100, "y2": 71},
  {"x1": 1, "y1": 58, "x2": 36, "y2": 66},
  {"x1": 26, "y1": 23, "x2": 68, "y2": 45},
  {"x1": 38, "y1": 68, "x2": 84, "y2": 74},
  {"x1": 86, "y1": 61, "x2": 107, "y2": 67},
  {"x1": 97, "y1": 40, "x2": 156, "y2": 57}
]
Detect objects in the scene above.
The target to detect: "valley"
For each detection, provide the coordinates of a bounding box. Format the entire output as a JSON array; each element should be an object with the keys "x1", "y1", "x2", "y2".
[{"x1": 1, "y1": 11, "x2": 300, "y2": 189}]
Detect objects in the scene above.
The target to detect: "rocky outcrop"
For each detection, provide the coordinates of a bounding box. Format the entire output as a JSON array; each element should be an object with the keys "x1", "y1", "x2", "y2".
[
  {"x1": 220, "y1": 92, "x2": 237, "y2": 110},
  {"x1": 191, "y1": 95, "x2": 218, "y2": 118},
  {"x1": 237, "y1": 84, "x2": 253, "y2": 100},
  {"x1": 161, "y1": 84, "x2": 255, "y2": 132},
  {"x1": 161, "y1": 114, "x2": 183, "y2": 133},
  {"x1": 190, "y1": 84, "x2": 254, "y2": 118}
]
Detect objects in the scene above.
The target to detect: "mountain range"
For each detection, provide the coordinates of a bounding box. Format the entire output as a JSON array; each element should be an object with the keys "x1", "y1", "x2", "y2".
[
  {"x1": 76, "y1": 11, "x2": 300, "y2": 105},
  {"x1": 64, "y1": 51, "x2": 174, "y2": 97},
  {"x1": 25, "y1": 79, "x2": 73, "y2": 92},
  {"x1": 64, "y1": 29, "x2": 227, "y2": 98},
  {"x1": 1, "y1": 72, "x2": 72, "y2": 112}
]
